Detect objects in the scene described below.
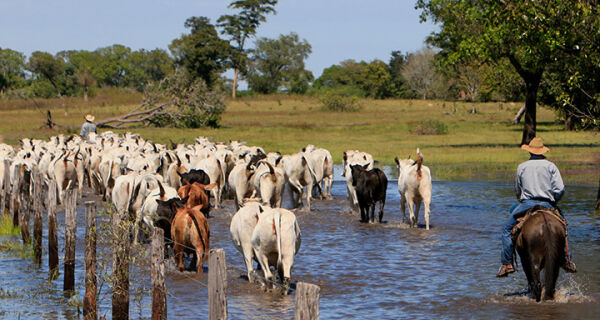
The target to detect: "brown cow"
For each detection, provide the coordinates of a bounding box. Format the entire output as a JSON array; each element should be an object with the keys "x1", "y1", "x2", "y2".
[
  {"x1": 171, "y1": 206, "x2": 210, "y2": 272},
  {"x1": 177, "y1": 182, "x2": 216, "y2": 217}
]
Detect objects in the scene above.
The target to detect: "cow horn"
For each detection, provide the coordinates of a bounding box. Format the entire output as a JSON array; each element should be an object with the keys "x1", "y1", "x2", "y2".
[{"x1": 158, "y1": 181, "x2": 165, "y2": 198}]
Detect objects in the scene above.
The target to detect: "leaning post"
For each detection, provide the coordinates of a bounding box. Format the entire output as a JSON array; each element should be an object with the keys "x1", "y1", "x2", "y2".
[
  {"x1": 294, "y1": 282, "x2": 321, "y2": 320},
  {"x1": 33, "y1": 171, "x2": 43, "y2": 264},
  {"x1": 151, "y1": 227, "x2": 167, "y2": 320},
  {"x1": 84, "y1": 201, "x2": 97, "y2": 320},
  {"x1": 63, "y1": 188, "x2": 78, "y2": 293},
  {"x1": 47, "y1": 179, "x2": 59, "y2": 279},
  {"x1": 209, "y1": 248, "x2": 227, "y2": 320}
]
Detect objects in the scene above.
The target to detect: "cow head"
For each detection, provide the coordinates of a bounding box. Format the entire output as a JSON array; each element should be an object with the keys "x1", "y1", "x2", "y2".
[
  {"x1": 350, "y1": 164, "x2": 369, "y2": 186},
  {"x1": 155, "y1": 196, "x2": 189, "y2": 223}
]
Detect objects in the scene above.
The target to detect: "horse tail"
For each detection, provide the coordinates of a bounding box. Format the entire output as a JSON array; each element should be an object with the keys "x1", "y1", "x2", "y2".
[{"x1": 542, "y1": 212, "x2": 561, "y2": 300}]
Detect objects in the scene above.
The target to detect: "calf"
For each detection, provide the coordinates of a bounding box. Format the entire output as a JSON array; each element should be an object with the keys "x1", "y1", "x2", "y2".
[
  {"x1": 177, "y1": 182, "x2": 216, "y2": 217},
  {"x1": 395, "y1": 148, "x2": 432, "y2": 229},
  {"x1": 171, "y1": 206, "x2": 210, "y2": 272},
  {"x1": 350, "y1": 164, "x2": 388, "y2": 223},
  {"x1": 343, "y1": 150, "x2": 374, "y2": 209},
  {"x1": 155, "y1": 197, "x2": 188, "y2": 255}
]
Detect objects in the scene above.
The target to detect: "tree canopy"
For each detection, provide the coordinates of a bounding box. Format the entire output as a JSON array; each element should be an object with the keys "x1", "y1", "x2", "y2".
[{"x1": 417, "y1": 0, "x2": 598, "y2": 144}]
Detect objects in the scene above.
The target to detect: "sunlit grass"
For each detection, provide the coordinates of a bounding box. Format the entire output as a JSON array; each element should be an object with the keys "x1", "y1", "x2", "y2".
[
  {"x1": 0, "y1": 93, "x2": 598, "y2": 184},
  {"x1": 0, "y1": 214, "x2": 19, "y2": 236}
]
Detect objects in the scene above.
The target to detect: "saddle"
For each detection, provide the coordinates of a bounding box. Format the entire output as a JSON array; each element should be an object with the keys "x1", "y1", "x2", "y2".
[{"x1": 511, "y1": 206, "x2": 566, "y2": 241}]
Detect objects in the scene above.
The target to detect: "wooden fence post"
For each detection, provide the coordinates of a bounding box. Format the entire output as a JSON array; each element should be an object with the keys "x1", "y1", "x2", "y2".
[
  {"x1": 112, "y1": 208, "x2": 130, "y2": 320},
  {"x1": 10, "y1": 163, "x2": 20, "y2": 227},
  {"x1": 0, "y1": 159, "x2": 10, "y2": 216},
  {"x1": 152, "y1": 227, "x2": 167, "y2": 320},
  {"x1": 84, "y1": 201, "x2": 97, "y2": 320},
  {"x1": 33, "y1": 171, "x2": 43, "y2": 264},
  {"x1": 209, "y1": 248, "x2": 227, "y2": 320},
  {"x1": 294, "y1": 282, "x2": 320, "y2": 320},
  {"x1": 48, "y1": 179, "x2": 59, "y2": 279},
  {"x1": 63, "y1": 188, "x2": 78, "y2": 293},
  {"x1": 18, "y1": 166, "x2": 31, "y2": 244}
]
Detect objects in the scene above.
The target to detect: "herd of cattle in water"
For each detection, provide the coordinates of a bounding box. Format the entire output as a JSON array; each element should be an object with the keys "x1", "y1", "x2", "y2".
[{"x1": 0, "y1": 131, "x2": 432, "y2": 293}]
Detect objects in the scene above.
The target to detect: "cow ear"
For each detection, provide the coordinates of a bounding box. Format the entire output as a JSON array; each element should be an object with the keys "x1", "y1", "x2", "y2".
[
  {"x1": 301, "y1": 147, "x2": 306, "y2": 152},
  {"x1": 408, "y1": 155, "x2": 411, "y2": 160},
  {"x1": 177, "y1": 196, "x2": 188, "y2": 208},
  {"x1": 394, "y1": 157, "x2": 399, "y2": 166},
  {"x1": 275, "y1": 157, "x2": 282, "y2": 166},
  {"x1": 363, "y1": 163, "x2": 369, "y2": 170},
  {"x1": 258, "y1": 206, "x2": 264, "y2": 213}
]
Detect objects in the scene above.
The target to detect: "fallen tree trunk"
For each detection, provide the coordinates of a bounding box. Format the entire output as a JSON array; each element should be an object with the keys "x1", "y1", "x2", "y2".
[
  {"x1": 512, "y1": 104, "x2": 526, "y2": 125},
  {"x1": 96, "y1": 103, "x2": 169, "y2": 129}
]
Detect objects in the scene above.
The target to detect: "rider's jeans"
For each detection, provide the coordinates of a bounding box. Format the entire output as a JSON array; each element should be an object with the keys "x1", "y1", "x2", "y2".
[{"x1": 501, "y1": 199, "x2": 555, "y2": 265}]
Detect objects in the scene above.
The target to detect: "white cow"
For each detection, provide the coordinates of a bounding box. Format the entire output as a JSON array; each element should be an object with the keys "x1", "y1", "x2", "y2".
[
  {"x1": 252, "y1": 161, "x2": 285, "y2": 208},
  {"x1": 192, "y1": 156, "x2": 224, "y2": 208},
  {"x1": 251, "y1": 207, "x2": 301, "y2": 293},
  {"x1": 302, "y1": 145, "x2": 334, "y2": 200},
  {"x1": 228, "y1": 160, "x2": 256, "y2": 210},
  {"x1": 229, "y1": 201, "x2": 264, "y2": 283},
  {"x1": 281, "y1": 153, "x2": 316, "y2": 210},
  {"x1": 395, "y1": 148, "x2": 432, "y2": 229}
]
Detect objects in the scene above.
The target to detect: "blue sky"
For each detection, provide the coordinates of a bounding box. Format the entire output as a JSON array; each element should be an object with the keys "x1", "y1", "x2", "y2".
[{"x1": 0, "y1": 0, "x2": 437, "y2": 78}]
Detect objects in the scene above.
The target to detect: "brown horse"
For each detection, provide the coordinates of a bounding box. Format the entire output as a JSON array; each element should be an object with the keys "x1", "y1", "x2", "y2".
[{"x1": 515, "y1": 207, "x2": 566, "y2": 302}]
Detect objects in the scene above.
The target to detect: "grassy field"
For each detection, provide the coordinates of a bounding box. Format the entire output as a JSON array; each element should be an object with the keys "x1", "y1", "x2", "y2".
[{"x1": 0, "y1": 91, "x2": 598, "y2": 184}]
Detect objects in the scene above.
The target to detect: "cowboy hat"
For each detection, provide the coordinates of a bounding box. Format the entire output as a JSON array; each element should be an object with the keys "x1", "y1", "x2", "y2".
[
  {"x1": 85, "y1": 114, "x2": 95, "y2": 122},
  {"x1": 521, "y1": 137, "x2": 549, "y2": 155}
]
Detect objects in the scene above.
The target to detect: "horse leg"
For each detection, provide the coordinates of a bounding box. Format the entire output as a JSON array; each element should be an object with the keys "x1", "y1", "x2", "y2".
[
  {"x1": 530, "y1": 263, "x2": 542, "y2": 302},
  {"x1": 378, "y1": 198, "x2": 386, "y2": 223}
]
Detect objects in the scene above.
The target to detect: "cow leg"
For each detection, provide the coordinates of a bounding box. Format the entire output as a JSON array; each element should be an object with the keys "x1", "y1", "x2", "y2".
[
  {"x1": 414, "y1": 199, "x2": 422, "y2": 228},
  {"x1": 254, "y1": 250, "x2": 274, "y2": 289},
  {"x1": 288, "y1": 180, "x2": 303, "y2": 208},
  {"x1": 305, "y1": 182, "x2": 313, "y2": 211},
  {"x1": 174, "y1": 244, "x2": 184, "y2": 272},
  {"x1": 424, "y1": 197, "x2": 431, "y2": 230},
  {"x1": 407, "y1": 198, "x2": 416, "y2": 227},
  {"x1": 378, "y1": 198, "x2": 386, "y2": 223},
  {"x1": 279, "y1": 254, "x2": 294, "y2": 295},
  {"x1": 243, "y1": 247, "x2": 257, "y2": 283},
  {"x1": 400, "y1": 197, "x2": 407, "y2": 223}
]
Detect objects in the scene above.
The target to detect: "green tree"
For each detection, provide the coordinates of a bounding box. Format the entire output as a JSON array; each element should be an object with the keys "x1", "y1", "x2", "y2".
[
  {"x1": 388, "y1": 50, "x2": 407, "y2": 97},
  {"x1": 217, "y1": 0, "x2": 278, "y2": 98},
  {"x1": 94, "y1": 44, "x2": 132, "y2": 87},
  {"x1": 125, "y1": 49, "x2": 174, "y2": 91},
  {"x1": 417, "y1": 0, "x2": 594, "y2": 145},
  {"x1": 246, "y1": 32, "x2": 312, "y2": 94},
  {"x1": 401, "y1": 48, "x2": 438, "y2": 100},
  {"x1": 361, "y1": 60, "x2": 395, "y2": 99},
  {"x1": 313, "y1": 60, "x2": 368, "y2": 96},
  {"x1": 0, "y1": 48, "x2": 26, "y2": 93},
  {"x1": 170, "y1": 17, "x2": 233, "y2": 89},
  {"x1": 28, "y1": 51, "x2": 65, "y2": 95}
]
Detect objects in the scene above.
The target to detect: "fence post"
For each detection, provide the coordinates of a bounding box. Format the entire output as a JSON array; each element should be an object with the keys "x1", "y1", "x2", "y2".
[
  {"x1": 0, "y1": 159, "x2": 10, "y2": 216},
  {"x1": 112, "y1": 208, "x2": 129, "y2": 320},
  {"x1": 10, "y1": 163, "x2": 20, "y2": 227},
  {"x1": 294, "y1": 282, "x2": 320, "y2": 320},
  {"x1": 209, "y1": 248, "x2": 227, "y2": 320},
  {"x1": 33, "y1": 171, "x2": 43, "y2": 264},
  {"x1": 84, "y1": 201, "x2": 97, "y2": 320},
  {"x1": 152, "y1": 227, "x2": 167, "y2": 320},
  {"x1": 47, "y1": 179, "x2": 59, "y2": 279},
  {"x1": 63, "y1": 188, "x2": 78, "y2": 293}
]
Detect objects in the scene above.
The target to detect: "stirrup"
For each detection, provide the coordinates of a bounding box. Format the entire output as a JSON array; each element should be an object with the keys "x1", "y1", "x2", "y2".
[
  {"x1": 563, "y1": 260, "x2": 577, "y2": 273},
  {"x1": 496, "y1": 265, "x2": 515, "y2": 277}
]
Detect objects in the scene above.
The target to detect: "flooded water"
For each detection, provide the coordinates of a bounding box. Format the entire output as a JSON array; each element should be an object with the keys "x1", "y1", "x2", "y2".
[{"x1": 1, "y1": 171, "x2": 599, "y2": 319}]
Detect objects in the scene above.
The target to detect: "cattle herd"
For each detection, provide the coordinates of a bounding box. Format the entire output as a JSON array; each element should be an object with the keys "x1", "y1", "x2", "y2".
[{"x1": 0, "y1": 131, "x2": 432, "y2": 293}]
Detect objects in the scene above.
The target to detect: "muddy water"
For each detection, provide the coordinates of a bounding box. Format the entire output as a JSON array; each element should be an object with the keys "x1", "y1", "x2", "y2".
[{"x1": 1, "y1": 175, "x2": 599, "y2": 319}]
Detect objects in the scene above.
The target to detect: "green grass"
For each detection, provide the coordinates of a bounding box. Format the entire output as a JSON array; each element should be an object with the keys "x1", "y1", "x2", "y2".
[
  {"x1": 0, "y1": 214, "x2": 19, "y2": 236},
  {"x1": 0, "y1": 92, "x2": 598, "y2": 184}
]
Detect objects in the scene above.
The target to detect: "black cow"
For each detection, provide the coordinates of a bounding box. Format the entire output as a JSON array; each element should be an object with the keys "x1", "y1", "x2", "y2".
[
  {"x1": 155, "y1": 196, "x2": 188, "y2": 257},
  {"x1": 178, "y1": 169, "x2": 210, "y2": 186},
  {"x1": 350, "y1": 164, "x2": 388, "y2": 223}
]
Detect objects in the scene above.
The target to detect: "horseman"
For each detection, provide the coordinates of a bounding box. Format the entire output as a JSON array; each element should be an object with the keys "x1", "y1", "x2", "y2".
[{"x1": 496, "y1": 137, "x2": 577, "y2": 277}]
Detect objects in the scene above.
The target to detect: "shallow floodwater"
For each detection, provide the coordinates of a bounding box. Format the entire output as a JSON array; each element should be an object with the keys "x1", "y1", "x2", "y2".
[{"x1": 1, "y1": 175, "x2": 599, "y2": 319}]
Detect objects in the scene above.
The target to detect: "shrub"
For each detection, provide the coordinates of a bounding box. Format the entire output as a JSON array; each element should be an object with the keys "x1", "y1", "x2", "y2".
[
  {"x1": 320, "y1": 92, "x2": 362, "y2": 112},
  {"x1": 410, "y1": 120, "x2": 449, "y2": 135}
]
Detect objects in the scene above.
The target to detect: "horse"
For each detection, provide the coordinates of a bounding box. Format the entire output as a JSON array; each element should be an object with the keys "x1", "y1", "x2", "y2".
[{"x1": 515, "y1": 207, "x2": 566, "y2": 302}]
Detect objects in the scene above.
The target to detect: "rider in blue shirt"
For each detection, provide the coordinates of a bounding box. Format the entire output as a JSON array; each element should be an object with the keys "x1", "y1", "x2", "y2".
[{"x1": 496, "y1": 137, "x2": 577, "y2": 277}]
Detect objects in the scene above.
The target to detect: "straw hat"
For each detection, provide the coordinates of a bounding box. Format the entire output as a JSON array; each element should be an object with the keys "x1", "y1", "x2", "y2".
[
  {"x1": 85, "y1": 114, "x2": 95, "y2": 122},
  {"x1": 521, "y1": 137, "x2": 549, "y2": 155}
]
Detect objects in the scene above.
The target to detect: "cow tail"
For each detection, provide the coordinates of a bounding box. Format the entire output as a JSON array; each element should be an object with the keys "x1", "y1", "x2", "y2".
[
  {"x1": 302, "y1": 155, "x2": 317, "y2": 183},
  {"x1": 188, "y1": 213, "x2": 208, "y2": 261},
  {"x1": 416, "y1": 148, "x2": 423, "y2": 179},
  {"x1": 274, "y1": 211, "x2": 283, "y2": 272},
  {"x1": 217, "y1": 159, "x2": 225, "y2": 188},
  {"x1": 129, "y1": 179, "x2": 141, "y2": 213},
  {"x1": 158, "y1": 180, "x2": 165, "y2": 200},
  {"x1": 265, "y1": 161, "x2": 277, "y2": 183}
]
